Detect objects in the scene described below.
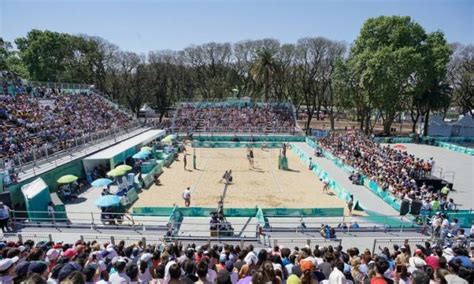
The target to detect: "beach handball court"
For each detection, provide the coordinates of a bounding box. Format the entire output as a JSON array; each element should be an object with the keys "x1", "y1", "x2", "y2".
[{"x1": 133, "y1": 147, "x2": 351, "y2": 214}]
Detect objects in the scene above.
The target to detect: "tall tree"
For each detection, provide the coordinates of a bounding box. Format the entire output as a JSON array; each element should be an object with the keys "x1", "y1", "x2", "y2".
[
  {"x1": 250, "y1": 47, "x2": 280, "y2": 101},
  {"x1": 350, "y1": 16, "x2": 428, "y2": 135},
  {"x1": 409, "y1": 31, "x2": 452, "y2": 135},
  {"x1": 15, "y1": 30, "x2": 74, "y2": 82},
  {"x1": 0, "y1": 37, "x2": 11, "y2": 71},
  {"x1": 448, "y1": 44, "x2": 474, "y2": 116}
]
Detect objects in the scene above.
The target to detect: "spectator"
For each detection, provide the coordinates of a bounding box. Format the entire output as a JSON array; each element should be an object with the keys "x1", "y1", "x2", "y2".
[
  {"x1": 173, "y1": 102, "x2": 295, "y2": 134},
  {"x1": 0, "y1": 201, "x2": 11, "y2": 233},
  {"x1": 0, "y1": 234, "x2": 470, "y2": 284},
  {"x1": 319, "y1": 131, "x2": 458, "y2": 210}
]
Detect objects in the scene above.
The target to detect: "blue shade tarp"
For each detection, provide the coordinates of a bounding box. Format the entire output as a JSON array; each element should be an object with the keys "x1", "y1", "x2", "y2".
[
  {"x1": 91, "y1": 178, "x2": 113, "y2": 187},
  {"x1": 132, "y1": 151, "x2": 150, "y2": 160},
  {"x1": 95, "y1": 195, "x2": 121, "y2": 208}
]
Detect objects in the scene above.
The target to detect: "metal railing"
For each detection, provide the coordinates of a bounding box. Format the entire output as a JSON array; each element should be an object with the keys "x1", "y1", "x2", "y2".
[
  {"x1": 174, "y1": 126, "x2": 298, "y2": 135},
  {"x1": 371, "y1": 236, "x2": 473, "y2": 255},
  {"x1": 1, "y1": 232, "x2": 337, "y2": 250},
  {"x1": 1, "y1": 121, "x2": 144, "y2": 182},
  {"x1": 8, "y1": 210, "x2": 426, "y2": 236},
  {"x1": 28, "y1": 81, "x2": 91, "y2": 91}
]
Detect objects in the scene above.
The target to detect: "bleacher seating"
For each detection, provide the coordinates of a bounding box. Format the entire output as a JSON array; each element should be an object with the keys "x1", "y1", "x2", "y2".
[
  {"x1": 0, "y1": 85, "x2": 133, "y2": 166},
  {"x1": 173, "y1": 101, "x2": 296, "y2": 133}
]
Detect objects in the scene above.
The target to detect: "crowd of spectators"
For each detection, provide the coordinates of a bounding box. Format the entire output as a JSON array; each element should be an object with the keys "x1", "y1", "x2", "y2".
[
  {"x1": 173, "y1": 103, "x2": 295, "y2": 133},
  {"x1": 0, "y1": 233, "x2": 472, "y2": 284},
  {"x1": 318, "y1": 131, "x2": 451, "y2": 208},
  {"x1": 0, "y1": 88, "x2": 132, "y2": 166}
]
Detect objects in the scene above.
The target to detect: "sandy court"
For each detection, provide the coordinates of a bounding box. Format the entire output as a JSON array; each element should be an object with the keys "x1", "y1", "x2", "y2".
[{"x1": 133, "y1": 147, "x2": 348, "y2": 212}]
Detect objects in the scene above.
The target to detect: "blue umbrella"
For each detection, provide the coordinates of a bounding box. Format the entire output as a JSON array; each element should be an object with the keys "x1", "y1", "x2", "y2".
[
  {"x1": 91, "y1": 178, "x2": 113, "y2": 187},
  {"x1": 95, "y1": 195, "x2": 121, "y2": 207},
  {"x1": 132, "y1": 151, "x2": 150, "y2": 160}
]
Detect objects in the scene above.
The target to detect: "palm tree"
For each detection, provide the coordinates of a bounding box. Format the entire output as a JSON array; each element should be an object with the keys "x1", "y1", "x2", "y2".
[{"x1": 250, "y1": 48, "x2": 280, "y2": 101}]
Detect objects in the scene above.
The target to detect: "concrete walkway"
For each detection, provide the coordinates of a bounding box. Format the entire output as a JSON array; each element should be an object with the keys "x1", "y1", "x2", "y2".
[
  {"x1": 390, "y1": 143, "x2": 473, "y2": 208},
  {"x1": 292, "y1": 142, "x2": 399, "y2": 216}
]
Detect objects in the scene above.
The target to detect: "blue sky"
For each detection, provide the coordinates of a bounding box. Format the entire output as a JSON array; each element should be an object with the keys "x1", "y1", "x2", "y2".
[{"x1": 1, "y1": 0, "x2": 472, "y2": 53}]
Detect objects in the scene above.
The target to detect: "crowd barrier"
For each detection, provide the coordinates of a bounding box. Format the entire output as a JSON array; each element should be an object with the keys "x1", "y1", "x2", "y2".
[
  {"x1": 304, "y1": 137, "x2": 401, "y2": 212},
  {"x1": 373, "y1": 137, "x2": 414, "y2": 143},
  {"x1": 192, "y1": 141, "x2": 285, "y2": 148},
  {"x1": 373, "y1": 136, "x2": 474, "y2": 155},
  {"x1": 193, "y1": 135, "x2": 305, "y2": 142},
  {"x1": 434, "y1": 141, "x2": 474, "y2": 155},
  {"x1": 420, "y1": 209, "x2": 474, "y2": 228},
  {"x1": 133, "y1": 206, "x2": 344, "y2": 218},
  {"x1": 372, "y1": 237, "x2": 431, "y2": 254},
  {"x1": 178, "y1": 99, "x2": 294, "y2": 109},
  {"x1": 290, "y1": 144, "x2": 353, "y2": 205}
]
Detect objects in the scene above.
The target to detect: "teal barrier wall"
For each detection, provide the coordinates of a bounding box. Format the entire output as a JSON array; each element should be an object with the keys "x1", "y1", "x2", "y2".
[
  {"x1": 255, "y1": 207, "x2": 266, "y2": 227},
  {"x1": 6, "y1": 159, "x2": 85, "y2": 207},
  {"x1": 168, "y1": 205, "x2": 184, "y2": 234},
  {"x1": 373, "y1": 137, "x2": 414, "y2": 143},
  {"x1": 420, "y1": 210, "x2": 474, "y2": 228},
  {"x1": 343, "y1": 136, "x2": 474, "y2": 144},
  {"x1": 434, "y1": 141, "x2": 474, "y2": 155},
  {"x1": 193, "y1": 135, "x2": 305, "y2": 142},
  {"x1": 304, "y1": 138, "x2": 402, "y2": 212},
  {"x1": 291, "y1": 144, "x2": 354, "y2": 206},
  {"x1": 133, "y1": 206, "x2": 343, "y2": 217},
  {"x1": 371, "y1": 136, "x2": 474, "y2": 155},
  {"x1": 192, "y1": 141, "x2": 285, "y2": 148}
]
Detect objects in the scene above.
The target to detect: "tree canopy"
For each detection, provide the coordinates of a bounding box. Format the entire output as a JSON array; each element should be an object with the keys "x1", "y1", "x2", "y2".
[{"x1": 1, "y1": 18, "x2": 470, "y2": 133}]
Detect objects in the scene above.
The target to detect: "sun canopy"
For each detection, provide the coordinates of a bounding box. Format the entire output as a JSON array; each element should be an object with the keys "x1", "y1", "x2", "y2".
[{"x1": 57, "y1": 175, "x2": 78, "y2": 184}]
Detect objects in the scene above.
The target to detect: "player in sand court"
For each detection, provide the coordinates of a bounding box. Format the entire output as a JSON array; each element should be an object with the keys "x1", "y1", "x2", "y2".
[
  {"x1": 321, "y1": 178, "x2": 330, "y2": 194},
  {"x1": 183, "y1": 153, "x2": 187, "y2": 170},
  {"x1": 249, "y1": 149, "x2": 254, "y2": 168},
  {"x1": 182, "y1": 187, "x2": 191, "y2": 207}
]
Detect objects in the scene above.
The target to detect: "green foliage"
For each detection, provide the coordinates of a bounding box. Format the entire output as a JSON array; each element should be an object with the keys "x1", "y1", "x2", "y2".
[
  {"x1": 0, "y1": 37, "x2": 11, "y2": 70},
  {"x1": 14, "y1": 30, "x2": 106, "y2": 84},
  {"x1": 343, "y1": 16, "x2": 452, "y2": 134},
  {"x1": 3, "y1": 25, "x2": 459, "y2": 126}
]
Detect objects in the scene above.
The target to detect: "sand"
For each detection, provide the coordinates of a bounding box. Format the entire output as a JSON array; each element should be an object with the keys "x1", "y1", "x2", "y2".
[{"x1": 133, "y1": 147, "x2": 349, "y2": 212}]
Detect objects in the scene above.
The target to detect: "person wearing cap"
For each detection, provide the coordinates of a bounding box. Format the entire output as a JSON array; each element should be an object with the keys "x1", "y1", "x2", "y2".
[
  {"x1": 300, "y1": 259, "x2": 316, "y2": 284},
  {"x1": 0, "y1": 256, "x2": 19, "y2": 283},
  {"x1": 62, "y1": 248, "x2": 78, "y2": 260},
  {"x1": 27, "y1": 261, "x2": 49, "y2": 281},
  {"x1": 138, "y1": 253, "x2": 154, "y2": 283},
  {"x1": 109, "y1": 258, "x2": 131, "y2": 283}
]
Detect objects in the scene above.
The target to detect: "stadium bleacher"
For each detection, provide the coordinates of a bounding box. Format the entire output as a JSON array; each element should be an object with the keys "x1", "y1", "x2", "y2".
[
  {"x1": 173, "y1": 101, "x2": 296, "y2": 134},
  {"x1": 0, "y1": 83, "x2": 135, "y2": 184}
]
